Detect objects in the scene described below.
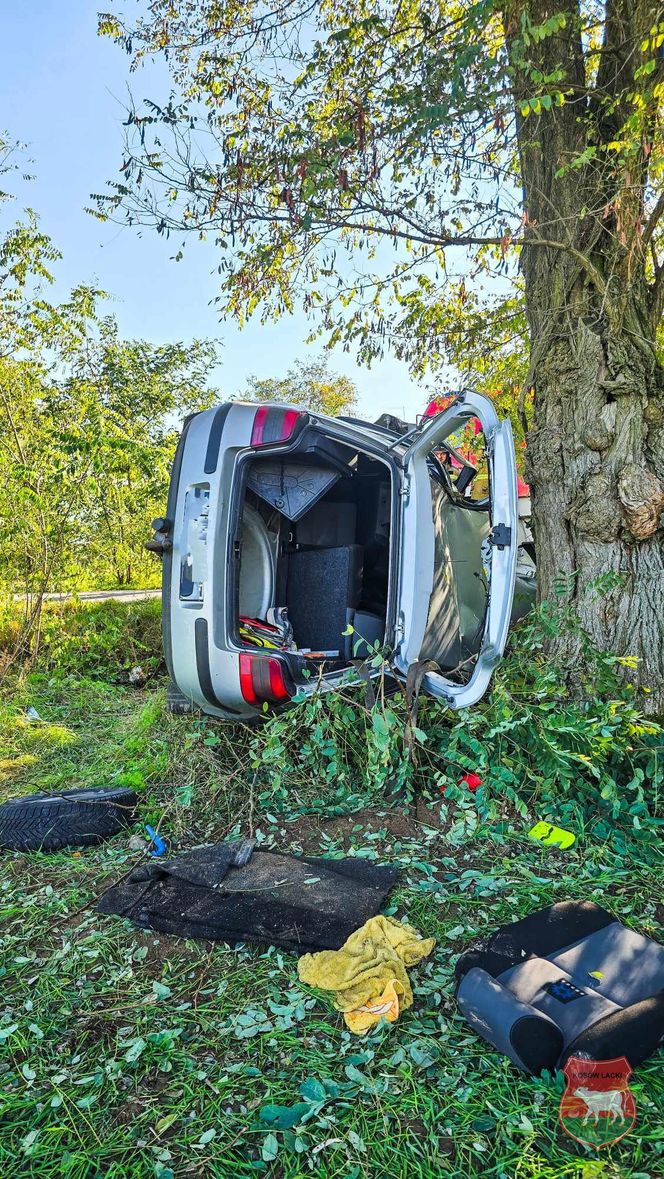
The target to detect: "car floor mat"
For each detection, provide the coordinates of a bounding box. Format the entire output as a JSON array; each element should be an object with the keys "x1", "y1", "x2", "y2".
[{"x1": 97, "y1": 842, "x2": 399, "y2": 953}]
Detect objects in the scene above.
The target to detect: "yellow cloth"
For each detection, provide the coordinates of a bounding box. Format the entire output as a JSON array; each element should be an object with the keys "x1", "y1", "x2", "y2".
[
  {"x1": 344, "y1": 978, "x2": 404, "y2": 1034},
  {"x1": 297, "y1": 915, "x2": 435, "y2": 1033}
]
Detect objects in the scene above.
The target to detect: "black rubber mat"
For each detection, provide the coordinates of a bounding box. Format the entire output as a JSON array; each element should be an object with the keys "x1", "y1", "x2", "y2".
[{"x1": 97, "y1": 843, "x2": 399, "y2": 952}]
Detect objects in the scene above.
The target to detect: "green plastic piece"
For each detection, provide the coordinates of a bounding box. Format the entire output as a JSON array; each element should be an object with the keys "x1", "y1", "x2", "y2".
[{"x1": 528, "y1": 821, "x2": 576, "y2": 850}]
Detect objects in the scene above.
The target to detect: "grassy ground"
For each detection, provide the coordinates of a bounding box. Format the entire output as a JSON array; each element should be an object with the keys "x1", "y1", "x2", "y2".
[{"x1": 1, "y1": 671, "x2": 663, "y2": 1179}]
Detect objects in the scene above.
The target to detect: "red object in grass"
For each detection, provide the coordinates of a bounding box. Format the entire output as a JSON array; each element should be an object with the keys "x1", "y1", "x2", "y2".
[
  {"x1": 439, "y1": 771, "x2": 483, "y2": 795},
  {"x1": 461, "y1": 772, "x2": 483, "y2": 791}
]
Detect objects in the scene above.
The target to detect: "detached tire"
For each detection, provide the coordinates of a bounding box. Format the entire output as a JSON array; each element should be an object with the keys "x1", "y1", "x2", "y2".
[{"x1": 0, "y1": 786, "x2": 138, "y2": 852}]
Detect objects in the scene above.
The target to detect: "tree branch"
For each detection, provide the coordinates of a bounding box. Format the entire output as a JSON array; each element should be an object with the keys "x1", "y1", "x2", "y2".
[
  {"x1": 650, "y1": 264, "x2": 664, "y2": 330},
  {"x1": 643, "y1": 191, "x2": 664, "y2": 248}
]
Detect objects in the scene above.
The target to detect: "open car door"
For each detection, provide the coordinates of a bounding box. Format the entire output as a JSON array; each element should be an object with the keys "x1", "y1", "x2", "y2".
[{"x1": 392, "y1": 391, "x2": 518, "y2": 708}]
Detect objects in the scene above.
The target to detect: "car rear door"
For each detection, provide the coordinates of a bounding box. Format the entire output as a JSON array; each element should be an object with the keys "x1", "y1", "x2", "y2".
[{"x1": 392, "y1": 391, "x2": 518, "y2": 708}]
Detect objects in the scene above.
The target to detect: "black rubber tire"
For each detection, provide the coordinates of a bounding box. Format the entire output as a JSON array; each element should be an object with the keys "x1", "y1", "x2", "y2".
[
  {"x1": 0, "y1": 786, "x2": 138, "y2": 852},
  {"x1": 166, "y1": 681, "x2": 197, "y2": 715}
]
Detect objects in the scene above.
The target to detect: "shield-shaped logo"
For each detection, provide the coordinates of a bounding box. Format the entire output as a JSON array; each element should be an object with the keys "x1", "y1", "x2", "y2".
[{"x1": 559, "y1": 1056, "x2": 636, "y2": 1149}]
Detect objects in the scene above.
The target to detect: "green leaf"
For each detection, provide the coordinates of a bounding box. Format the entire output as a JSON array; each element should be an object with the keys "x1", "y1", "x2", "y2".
[
  {"x1": 299, "y1": 1077, "x2": 327, "y2": 1103},
  {"x1": 20, "y1": 1130, "x2": 39, "y2": 1155},
  {"x1": 259, "y1": 1103, "x2": 309, "y2": 1129},
  {"x1": 372, "y1": 712, "x2": 389, "y2": 737},
  {"x1": 409, "y1": 1043, "x2": 440, "y2": 1067},
  {"x1": 445, "y1": 924, "x2": 465, "y2": 939},
  {"x1": 344, "y1": 1063, "x2": 372, "y2": 1088},
  {"x1": 261, "y1": 1133, "x2": 279, "y2": 1162},
  {"x1": 472, "y1": 1116, "x2": 497, "y2": 1133},
  {"x1": 156, "y1": 1114, "x2": 179, "y2": 1135},
  {"x1": 124, "y1": 1037, "x2": 147, "y2": 1062}
]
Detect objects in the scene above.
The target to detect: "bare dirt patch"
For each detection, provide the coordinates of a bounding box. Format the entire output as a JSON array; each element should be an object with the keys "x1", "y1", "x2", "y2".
[{"x1": 281, "y1": 799, "x2": 446, "y2": 855}]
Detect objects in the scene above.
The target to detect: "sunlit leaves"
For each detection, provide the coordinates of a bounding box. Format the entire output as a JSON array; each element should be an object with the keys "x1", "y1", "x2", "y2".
[
  {"x1": 95, "y1": 1, "x2": 663, "y2": 384},
  {"x1": 0, "y1": 214, "x2": 219, "y2": 595},
  {"x1": 245, "y1": 357, "x2": 358, "y2": 416}
]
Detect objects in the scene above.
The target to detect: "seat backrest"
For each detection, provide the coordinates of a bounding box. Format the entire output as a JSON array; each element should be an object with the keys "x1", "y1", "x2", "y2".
[
  {"x1": 499, "y1": 955, "x2": 620, "y2": 1048},
  {"x1": 286, "y1": 544, "x2": 363, "y2": 653}
]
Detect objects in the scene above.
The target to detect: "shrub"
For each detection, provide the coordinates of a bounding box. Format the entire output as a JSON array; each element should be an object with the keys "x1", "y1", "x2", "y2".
[
  {"x1": 0, "y1": 596, "x2": 164, "y2": 681},
  {"x1": 247, "y1": 600, "x2": 662, "y2": 838},
  {"x1": 418, "y1": 601, "x2": 662, "y2": 837}
]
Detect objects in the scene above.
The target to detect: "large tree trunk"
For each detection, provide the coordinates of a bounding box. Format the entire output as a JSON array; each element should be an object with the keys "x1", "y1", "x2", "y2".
[
  {"x1": 505, "y1": 0, "x2": 664, "y2": 712},
  {"x1": 526, "y1": 304, "x2": 664, "y2": 711}
]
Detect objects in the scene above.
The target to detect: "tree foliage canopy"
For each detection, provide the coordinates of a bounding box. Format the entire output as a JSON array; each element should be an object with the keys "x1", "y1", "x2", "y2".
[
  {"x1": 0, "y1": 314, "x2": 218, "y2": 595},
  {"x1": 96, "y1": 1, "x2": 664, "y2": 379},
  {"x1": 0, "y1": 140, "x2": 219, "y2": 598},
  {"x1": 243, "y1": 356, "x2": 358, "y2": 415},
  {"x1": 94, "y1": 3, "x2": 664, "y2": 707}
]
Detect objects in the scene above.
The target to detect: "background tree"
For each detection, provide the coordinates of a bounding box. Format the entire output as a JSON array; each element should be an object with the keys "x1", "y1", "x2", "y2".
[
  {"x1": 0, "y1": 311, "x2": 218, "y2": 598},
  {"x1": 0, "y1": 157, "x2": 219, "y2": 663},
  {"x1": 97, "y1": 1, "x2": 664, "y2": 707},
  {"x1": 62, "y1": 317, "x2": 218, "y2": 588},
  {"x1": 1, "y1": 136, "x2": 103, "y2": 646},
  {"x1": 243, "y1": 356, "x2": 358, "y2": 416}
]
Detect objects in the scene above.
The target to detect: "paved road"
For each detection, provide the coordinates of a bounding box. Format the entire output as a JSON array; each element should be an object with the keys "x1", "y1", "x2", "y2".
[{"x1": 17, "y1": 589, "x2": 163, "y2": 603}]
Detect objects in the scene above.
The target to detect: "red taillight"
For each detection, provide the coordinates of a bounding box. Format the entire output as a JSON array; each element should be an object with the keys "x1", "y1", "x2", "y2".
[
  {"x1": 268, "y1": 658, "x2": 291, "y2": 701},
  {"x1": 239, "y1": 653, "x2": 293, "y2": 705},
  {"x1": 251, "y1": 406, "x2": 305, "y2": 447},
  {"x1": 250, "y1": 406, "x2": 270, "y2": 446},
  {"x1": 239, "y1": 653, "x2": 259, "y2": 705}
]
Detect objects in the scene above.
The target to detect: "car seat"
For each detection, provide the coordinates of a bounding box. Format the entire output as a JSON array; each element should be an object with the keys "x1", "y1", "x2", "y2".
[
  {"x1": 455, "y1": 901, "x2": 664, "y2": 1075},
  {"x1": 286, "y1": 544, "x2": 363, "y2": 653}
]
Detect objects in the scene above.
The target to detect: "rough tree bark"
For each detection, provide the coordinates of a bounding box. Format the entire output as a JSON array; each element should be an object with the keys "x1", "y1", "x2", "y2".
[{"x1": 505, "y1": 0, "x2": 664, "y2": 711}]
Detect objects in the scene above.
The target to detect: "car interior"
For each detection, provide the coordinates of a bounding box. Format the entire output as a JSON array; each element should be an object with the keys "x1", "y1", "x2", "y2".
[{"x1": 235, "y1": 444, "x2": 393, "y2": 667}]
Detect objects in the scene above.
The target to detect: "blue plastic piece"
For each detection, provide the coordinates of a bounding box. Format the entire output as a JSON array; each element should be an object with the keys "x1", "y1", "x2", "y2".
[{"x1": 145, "y1": 824, "x2": 167, "y2": 857}]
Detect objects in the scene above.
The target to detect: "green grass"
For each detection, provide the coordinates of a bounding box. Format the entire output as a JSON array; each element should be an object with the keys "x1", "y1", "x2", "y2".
[
  {"x1": 1, "y1": 596, "x2": 164, "y2": 683},
  {"x1": 1, "y1": 675, "x2": 663, "y2": 1178}
]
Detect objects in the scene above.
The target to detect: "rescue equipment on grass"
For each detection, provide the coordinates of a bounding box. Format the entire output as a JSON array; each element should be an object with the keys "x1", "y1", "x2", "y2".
[{"x1": 528, "y1": 821, "x2": 576, "y2": 849}]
